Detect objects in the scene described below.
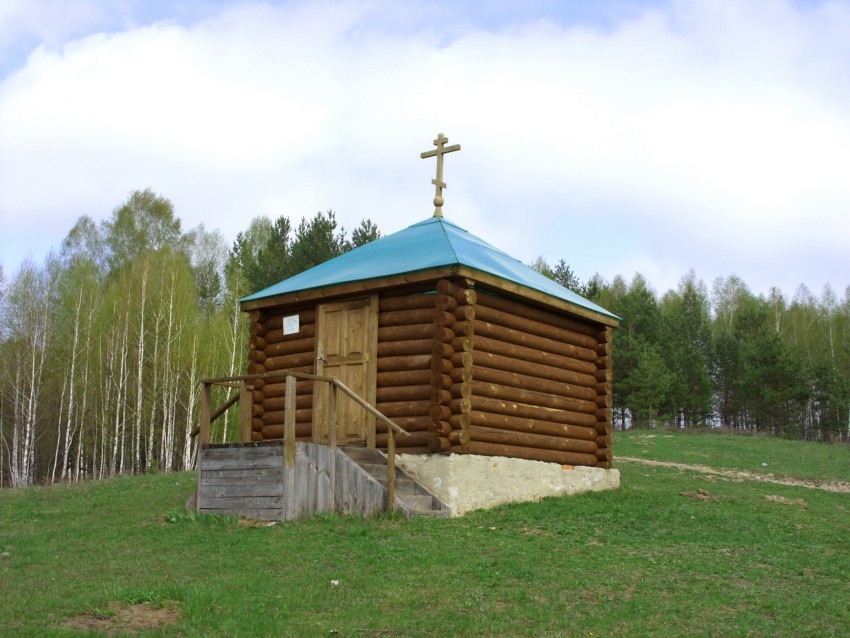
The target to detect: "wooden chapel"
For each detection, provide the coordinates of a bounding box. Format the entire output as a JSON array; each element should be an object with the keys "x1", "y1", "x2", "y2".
[{"x1": 238, "y1": 134, "x2": 619, "y2": 468}]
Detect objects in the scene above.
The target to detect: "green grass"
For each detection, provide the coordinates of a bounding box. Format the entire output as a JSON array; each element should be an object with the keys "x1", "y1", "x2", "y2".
[
  {"x1": 616, "y1": 429, "x2": 850, "y2": 481},
  {"x1": 1, "y1": 434, "x2": 848, "y2": 637}
]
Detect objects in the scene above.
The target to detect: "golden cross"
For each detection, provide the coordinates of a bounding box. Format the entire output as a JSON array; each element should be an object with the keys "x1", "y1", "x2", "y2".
[{"x1": 420, "y1": 133, "x2": 461, "y2": 218}]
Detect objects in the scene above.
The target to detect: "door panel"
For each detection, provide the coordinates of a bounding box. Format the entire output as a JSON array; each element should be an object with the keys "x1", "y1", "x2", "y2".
[{"x1": 314, "y1": 296, "x2": 377, "y2": 445}]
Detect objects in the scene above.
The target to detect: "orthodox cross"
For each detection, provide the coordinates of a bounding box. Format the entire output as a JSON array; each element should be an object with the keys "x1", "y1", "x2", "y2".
[{"x1": 420, "y1": 133, "x2": 461, "y2": 217}]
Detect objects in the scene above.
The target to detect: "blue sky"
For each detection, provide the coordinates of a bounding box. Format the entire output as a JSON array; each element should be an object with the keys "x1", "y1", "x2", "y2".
[{"x1": 1, "y1": 0, "x2": 849, "y2": 300}]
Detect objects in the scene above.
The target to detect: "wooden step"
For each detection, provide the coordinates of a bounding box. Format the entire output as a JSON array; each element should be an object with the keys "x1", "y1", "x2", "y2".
[{"x1": 339, "y1": 446, "x2": 451, "y2": 518}]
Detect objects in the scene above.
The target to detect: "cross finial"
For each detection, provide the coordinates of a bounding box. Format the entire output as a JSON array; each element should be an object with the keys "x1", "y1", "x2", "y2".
[{"x1": 420, "y1": 132, "x2": 461, "y2": 218}]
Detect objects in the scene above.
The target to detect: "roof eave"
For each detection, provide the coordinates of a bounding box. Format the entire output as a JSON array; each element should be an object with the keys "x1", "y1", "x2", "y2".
[{"x1": 240, "y1": 263, "x2": 619, "y2": 328}]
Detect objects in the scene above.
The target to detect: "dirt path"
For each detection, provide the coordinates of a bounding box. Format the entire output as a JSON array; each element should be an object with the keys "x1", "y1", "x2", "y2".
[{"x1": 617, "y1": 456, "x2": 850, "y2": 494}]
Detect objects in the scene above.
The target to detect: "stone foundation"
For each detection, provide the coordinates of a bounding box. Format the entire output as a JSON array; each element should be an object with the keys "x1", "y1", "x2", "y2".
[{"x1": 396, "y1": 453, "x2": 620, "y2": 516}]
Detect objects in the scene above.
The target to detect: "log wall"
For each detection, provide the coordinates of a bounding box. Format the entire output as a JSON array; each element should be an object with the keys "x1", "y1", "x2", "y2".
[
  {"x1": 376, "y1": 291, "x2": 441, "y2": 453},
  {"x1": 247, "y1": 307, "x2": 316, "y2": 442},
  {"x1": 451, "y1": 287, "x2": 610, "y2": 467},
  {"x1": 244, "y1": 279, "x2": 614, "y2": 468}
]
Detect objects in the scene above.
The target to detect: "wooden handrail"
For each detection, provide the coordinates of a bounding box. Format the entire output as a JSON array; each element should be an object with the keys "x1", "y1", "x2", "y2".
[{"x1": 193, "y1": 369, "x2": 411, "y2": 514}]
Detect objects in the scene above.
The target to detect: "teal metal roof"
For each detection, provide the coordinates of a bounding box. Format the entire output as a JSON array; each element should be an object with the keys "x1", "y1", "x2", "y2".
[{"x1": 241, "y1": 216, "x2": 617, "y2": 321}]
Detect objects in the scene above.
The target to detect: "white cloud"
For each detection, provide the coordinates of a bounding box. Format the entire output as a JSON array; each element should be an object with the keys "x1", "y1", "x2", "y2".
[{"x1": 1, "y1": 0, "x2": 849, "y2": 299}]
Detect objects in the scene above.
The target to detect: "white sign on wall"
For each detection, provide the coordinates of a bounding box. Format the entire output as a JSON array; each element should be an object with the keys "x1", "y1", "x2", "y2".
[{"x1": 283, "y1": 314, "x2": 300, "y2": 336}]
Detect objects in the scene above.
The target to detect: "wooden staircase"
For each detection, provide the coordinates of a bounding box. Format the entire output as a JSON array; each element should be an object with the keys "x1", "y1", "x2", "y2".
[
  {"x1": 193, "y1": 372, "x2": 449, "y2": 520},
  {"x1": 194, "y1": 441, "x2": 450, "y2": 520},
  {"x1": 340, "y1": 446, "x2": 450, "y2": 518}
]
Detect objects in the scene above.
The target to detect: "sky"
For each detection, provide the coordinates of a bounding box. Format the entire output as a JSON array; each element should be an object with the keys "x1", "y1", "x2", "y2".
[{"x1": 1, "y1": 0, "x2": 848, "y2": 301}]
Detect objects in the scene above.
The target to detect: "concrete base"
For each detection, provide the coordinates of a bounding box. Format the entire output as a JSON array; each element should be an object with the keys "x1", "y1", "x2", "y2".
[{"x1": 396, "y1": 453, "x2": 620, "y2": 516}]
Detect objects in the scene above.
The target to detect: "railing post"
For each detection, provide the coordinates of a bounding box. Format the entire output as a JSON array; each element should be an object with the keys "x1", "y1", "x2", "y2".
[
  {"x1": 238, "y1": 380, "x2": 252, "y2": 444},
  {"x1": 328, "y1": 382, "x2": 337, "y2": 449},
  {"x1": 284, "y1": 375, "x2": 297, "y2": 520},
  {"x1": 199, "y1": 382, "x2": 212, "y2": 446},
  {"x1": 387, "y1": 428, "x2": 396, "y2": 513}
]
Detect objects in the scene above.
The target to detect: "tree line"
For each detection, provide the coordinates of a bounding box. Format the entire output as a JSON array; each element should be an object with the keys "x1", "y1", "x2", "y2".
[
  {"x1": 0, "y1": 189, "x2": 377, "y2": 487},
  {"x1": 1, "y1": 189, "x2": 847, "y2": 486},
  {"x1": 533, "y1": 259, "x2": 850, "y2": 441}
]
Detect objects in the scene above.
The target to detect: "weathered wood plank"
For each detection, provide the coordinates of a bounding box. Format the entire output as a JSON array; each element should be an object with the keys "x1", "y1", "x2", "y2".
[{"x1": 199, "y1": 484, "x2": 283, "y2": 499}]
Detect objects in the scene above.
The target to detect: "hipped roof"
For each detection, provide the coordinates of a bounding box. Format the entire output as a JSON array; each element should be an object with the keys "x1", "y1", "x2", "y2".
[{"x1": 241, "y1": 216, "x2": 618, "y2": 323}]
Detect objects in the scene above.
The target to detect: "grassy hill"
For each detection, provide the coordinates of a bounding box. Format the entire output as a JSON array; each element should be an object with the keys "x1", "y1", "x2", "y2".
[{"x1": 1, "y1": 432, "x2": 848, "y2": 637}]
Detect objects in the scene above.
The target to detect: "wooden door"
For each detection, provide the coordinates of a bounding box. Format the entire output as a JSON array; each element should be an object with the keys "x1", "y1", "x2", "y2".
[{"x1": 314, "y1": 296, "x2": 378, "y2": 445}]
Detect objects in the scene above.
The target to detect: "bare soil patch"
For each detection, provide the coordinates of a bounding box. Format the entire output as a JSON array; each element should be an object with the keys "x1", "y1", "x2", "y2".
[
  {"x1": 62, "y1": 601, "x2": 181, "y2": 635},
  {"x1": 618, "y1": 456, "x2": 850, "y2": 493}
]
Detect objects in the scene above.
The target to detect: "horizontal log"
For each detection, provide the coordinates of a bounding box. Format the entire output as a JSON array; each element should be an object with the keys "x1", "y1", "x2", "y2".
[
  {"x1": 471, "y1": 304, "x2": 599, "y2": 351},
  {"x1": 473, "y1": 354, "x2": 596, "y2": 394},
  {"x1": 475, "y1": 291, "x2": 601, "y2": 338},
  {"x1": 446, "y1": 428, "x2": 477, "y2": 445},
  {"x1": 454, "y1": 335, "x2": 473, "y2": 354},
  {"x1": 430, "y1": 436, "x2": 452, "y2": 452},
  {"x1": 437, "y1": 279, "x2": 477, "y2": 305},
  {"x1": 377, "y1": 339, "x2": 450, "y2": 358},
  {"x1": 264, "y1": 336, "x2": 315, "y2": 358},
  {"x1": 376, "y1": 431, "x2": 435, "y2": 448},
  {"x1": 376, "y1": 384, "x2": 433, "y2": 403},
  {"x1": 250, "y1": 335, "x2": 268, "y2": 350},
  {"x1": 430, "y1": 404, "x2": 451, "y2": 421},
  {"x1": 452, "y1": 381, "x2": 597, "y2": 415},
  {"x1": 262, "y1": 408, "x2": 312, "y2": 425},
  {"x1": 375, "y1": 400, "x2": 433, "y2": 418},
  {"x1": 249, "y1": 310, "x2": 263, "y2": 324},
  {"x1": 432, "y1": 388, "x2": 452, "y2": 404},
  {"x1": 251, "y1": 432, "x2": 264, "y2": 442},
  {"x1": 450, "y1": 396, "x2": 598, "y2": 429},
  {"x1": 451, "y1": 366, "x2": 473, "y2": 385},
  {"x1": 462, "y1": 425, "x2": 598, "y2": 455},
  {"x1": 454, "y1": 361, "x2": 596, "y2": 401},
  {"x1": 462, "y1": 441, "x2": 598, "y2": 467},
  {"x1": 252, "y1": 417, "x2": 263, "y2": 432},
  {"x1": 450, "y1": 411, "x2": 598, "y2": 441},
  {"x1": 252, "y1": 403, "x2": 264, "y2": 417},
  {"x1": 378, "y1": 324, "x2": 434, "y2": 342},
  {"x1": 247, "y1": 363, "x2": 265, "y2": 375},
  {"x1": 595, "y1": 447, "x2": 612, "y2": 462},
  {"x1": 435, "y1": 294, "x2": 457, "y2": 312},
  {"x1": 264, "y1": 323, "x2": 317, "y2": 345},
  {"x1": 596, "y1": 433, "x2": 612, "y2": 448},
  {"x1": 379, "y1": 294, "x2": 437, "y2": 312},
  {"x1": 594, "y1": 395, "x2": 613, "y2": 408},
  {"x1": 379, "y1": 308, "x2": 436, "y2": 327},
  {"x1": 249, "y1": 322, "x2": 266, "y2": 337},
  {"x1": 265, "y1": 351, "x2": 315, "y2": 371},
  {"x1": 375, "y1": 415, "x2": 432, "y2": 433},
  {"x1": 458, "y1": 335, "x2": 597, "y2": 377},
  {"x1": 430, "y1": 420, "x2": 452, "y2": 435},
  {"x1": 596, "y1": 341, "x2": 612, "y2": 357},
  {"x1": 261, "y1": 379, "x2": 313, "y2": 398},
  {"x1": 470, "y1": 320, "x2": 597, "y2": 364},
  {"x1": 377, "y1": 354, "x2": 432, "y2": 372},
  {"x1": 249, "y1": 350, "x2": 267, "y2": 365},
  {"x1": 262, "y1": 394, "x2": 312, "y2": 411},
  {"x1": 264, "y1": 309, "x2": 316, "y2": 330},
  {"x1": 431, "y1": 358, "x2": 452, "y2": 375},
  {"x1": 378, "y1": 369, "x2": 433, "y2": 387},
  {"x1": 453, "y1": 381, "x2": 472, "y2": 399},
  {"x1": 596, "y1": 408, "x2": 613, "y2": 422},
  {"x1": 596, "y1": 369, "x2": 613, "y2": 383},
  {"x1": 261, "y1": 423, "x2": 313, "y2": 439},
  {"x1": 596, "y1": 421, "x2": 613, "y2": 435}
]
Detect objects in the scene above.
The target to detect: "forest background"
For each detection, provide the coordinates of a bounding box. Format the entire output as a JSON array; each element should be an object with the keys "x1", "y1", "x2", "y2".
[{"x1": 1, "y1": 189, "x2": 848, "y2": 487}]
